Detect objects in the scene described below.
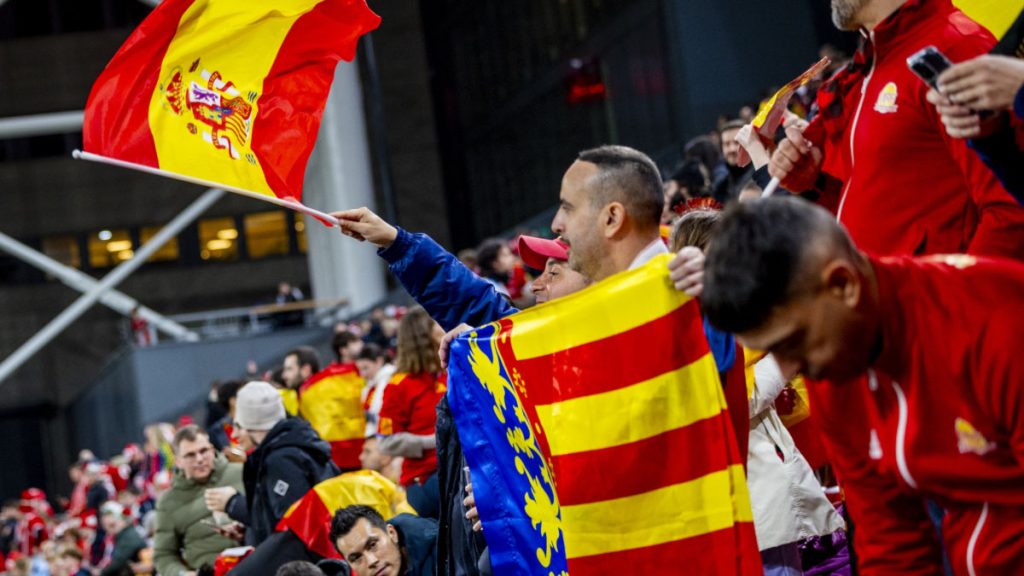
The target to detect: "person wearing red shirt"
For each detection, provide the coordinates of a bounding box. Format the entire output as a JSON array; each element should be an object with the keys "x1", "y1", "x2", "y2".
[
  {"x1": 702, "y1": 198, "x2": 1024, "y2": 575},
  {"x1": 378, "y1": 306, "x2": 446, "y2": 520},
  {"x1": 770, "y1": 0, "x2": 1024, "y2": 259}
]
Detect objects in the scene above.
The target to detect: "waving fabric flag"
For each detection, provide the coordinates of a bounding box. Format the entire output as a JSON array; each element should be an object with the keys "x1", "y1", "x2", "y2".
[
  {"x1": 83, "y1": 0, "x2": 380, "y2": 203},
  {"x1": 448, "y1": 255, "x2": 760, "y2": 575},
  {"x1": 300, "y1": 364, "x2": 367, "y2": 470}
]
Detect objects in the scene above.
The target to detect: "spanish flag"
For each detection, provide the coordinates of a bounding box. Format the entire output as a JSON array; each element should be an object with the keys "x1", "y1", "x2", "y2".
[
  {"x1": 278, "y1": 470, "x2": 415, "y2": 559},
  {"x1": 448, "y1": 254, "x2": 760, "y2": 575},
  {"x1": 83, "y1": 0, "x2": 380, "y2": 203},
  {"x1": 299, "y1": 364, "x2": 367, "y2": 470},
  {"x1": 954, "y1": 0, "x2": 1024, "y2": 40}
]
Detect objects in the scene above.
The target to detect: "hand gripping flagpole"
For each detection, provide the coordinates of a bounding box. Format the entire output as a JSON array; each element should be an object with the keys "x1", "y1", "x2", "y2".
[{"x1": 72, "y1": 150, "x2": 342, "y2": 227}]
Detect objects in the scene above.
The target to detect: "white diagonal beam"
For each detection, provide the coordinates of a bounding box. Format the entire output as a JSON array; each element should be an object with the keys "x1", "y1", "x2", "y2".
[
  {"x1": 0, "y1": 188, "x2": 224, "y2": 385},
  {"x1": 0, "y1": 231, "x2": 197, "y2": 342}
]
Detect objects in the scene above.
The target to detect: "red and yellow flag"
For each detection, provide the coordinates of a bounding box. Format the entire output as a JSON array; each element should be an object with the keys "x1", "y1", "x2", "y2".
[
  {"x1": 83, "y1": 0, "x2": 380, "y2": 202},
  {"x1": 300, "y1": 363, "x2": 367, "y2": 470},
  {"x1": 278, "y1": 470, "x2": 415, "y2": 559},
  {"x1": 449, "y1": 254, "x2": 760, "y2": 575}
]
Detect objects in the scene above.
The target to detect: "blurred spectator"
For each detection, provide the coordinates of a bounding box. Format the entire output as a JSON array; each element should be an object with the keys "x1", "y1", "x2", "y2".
[
  {"x1": 275, "y1": 561, "x2": 326, "y2": 576},
  {"x1": 273, "y1": 282, "x2": 305, "y2": 329},
  {"x1": 153, "y1": 425, "x2": 244, "y2": 576},
  {"x1": 18, "y1": 489, "x2": 51, "y2": 556},
  {"x1": 355, "y1": 344, "x2": 397, "y2": 437},
  {"x1": 711, "y1": 119, "x2": 752, "y2": 204},
  {"x1": 330, "y1": 506, "x2": 437, "y2": 576},
  {"x1": 207, "y1": 380, "x2": 243, "y2": 452},
  {"x1": 662, "y1": 160, "x2": 711, "y2": 223},
  {"x1": 54, "y1": 546, "x2": 90, "y2": 576},
  {"x1": 330, "y1": 332, "x2": 364, "y2": 367},
  {"x1": 474, "y1": 238, "x2": 516, "y2": 298},
  {"x1": 97, "y1": 502, "x2": 145, "y2": 576},
  {"x1": 205, "y1": 380, "x2": 227, "y2": 429},
  {"x1": 130, "y1": 306, "x2": 154, "y2": 347},
  {"x1": 377, "y1": 307, "x2": 446, "y2": 520},
  {"x1": 456, "y1": 249, "x2": 478, "y2": 272},
  {"x1": 282, "y1": 347, "x2": 321, "y2": 390},
  {"x1": 684, "y1": 134, "x2": 726, "y2": 185},
  {"x1": 1, "y1": 501, "x2": 19, "y2": 557},
  {"x1": 214, "y1": 382, "x2": 339, "y2": 546},
  {"x1": 358, "y1": 437, "x2": 402, "y2": 486}
]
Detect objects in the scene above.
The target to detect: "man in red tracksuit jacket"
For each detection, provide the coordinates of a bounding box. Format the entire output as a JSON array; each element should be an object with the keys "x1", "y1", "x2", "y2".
[
  {"x1": 771, "y1": 0, "x2": 1024, "y2": 258},
  {"x1": 702, "y1": 198, "x2": 1024, "y2": 576}
]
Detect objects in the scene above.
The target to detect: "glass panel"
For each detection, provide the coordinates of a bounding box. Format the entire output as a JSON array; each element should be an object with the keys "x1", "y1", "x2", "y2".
[
  {"x1": 41, "y1": 235, "x2": 81, "y2": 269},
  {"x1": 244, "y1": 211, "x2": 289, "y2": 259},
  {"x1": 88, "y1": 230, "x2": 133, "y2": 268},
  {"x1": 140, "y1": 226, "x2": 180, "y2": 263},
  {"x1": 198, "y1": 217, "x2": 240, "y2": 261},
  {"x1": 294, "y1": 213, "x2": 307, "y2": 254}
]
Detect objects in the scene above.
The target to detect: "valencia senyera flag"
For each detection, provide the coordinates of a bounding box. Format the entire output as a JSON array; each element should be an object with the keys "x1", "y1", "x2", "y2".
[
  {"x1": 447, "y1": 254, "x2": 761, "y2": 575},
  {"x1": 83, "y1": 0, "x2": 380, "y2": 203}
]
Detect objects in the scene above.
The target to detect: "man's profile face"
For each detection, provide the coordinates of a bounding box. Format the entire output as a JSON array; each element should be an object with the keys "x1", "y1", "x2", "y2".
[
  {"x1": 343, "y1": 340, "x2": 365, "y2": 363},
  {"x1": 551, "y1": 161, "x2": 604, "y2": 280},
  {"x1": 359, "y1": 438, "x2": 391, "y2": 472},
  {"x1": 736, "y1": 283, "x2": 870, "y2": 383},
  {"x1": 335, "y1": 518, "x2": 402, "y2": 576},
  {"x1": 177, "y1": 435, "x2": 215, "y2": 482},
  {"x1": 282, "y1": 354, "x2": 305, "y2": 388},
  {"x1": 531, "y1": 258, "x2": 589, "y2": 304},
  {"x1": 721, "y1": 127, "x2": 742, "y2": 167}
]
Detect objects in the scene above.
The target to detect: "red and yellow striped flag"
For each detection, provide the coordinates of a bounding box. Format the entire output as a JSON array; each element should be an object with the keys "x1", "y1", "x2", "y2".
[
  {"x1": 300, "y1": 364, "x2": 367, "y2": 470},
  {"x1": 278, "y1": 470, "x2": 415, "y2": 559},
  {"x1": 83, "y1": 0, "x2": 379, "y2": 202},
  {"x1": 448, "y1": 254, "x2": 760, "y2": 575}
]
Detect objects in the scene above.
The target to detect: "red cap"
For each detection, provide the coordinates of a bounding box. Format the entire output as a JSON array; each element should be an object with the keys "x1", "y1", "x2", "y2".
[
  {"x1": 21, "y1": 488, "x2": 45, "y2": 501},
  {"x1": 517, "y1": 236, "x2": 568, "y2": 270}
]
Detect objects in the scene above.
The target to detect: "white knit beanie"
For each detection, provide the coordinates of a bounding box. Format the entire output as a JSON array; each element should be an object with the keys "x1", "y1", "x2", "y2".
[{"x1": 234, "y1": 381, "x2": 286, "y2": 431}]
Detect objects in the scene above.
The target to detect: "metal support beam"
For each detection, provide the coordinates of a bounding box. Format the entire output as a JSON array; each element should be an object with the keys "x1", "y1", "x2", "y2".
[
  {"x1": 0, "y1": 110, "x2": 84, "y2": 139},
  {"x1": 0, "y1": 188, "x2": 225, "y2": 385},
  {"x1": 0, "y1": 232, "x2": 198, "y2": 342}
]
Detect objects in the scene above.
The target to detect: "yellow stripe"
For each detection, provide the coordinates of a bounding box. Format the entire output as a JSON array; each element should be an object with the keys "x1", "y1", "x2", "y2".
[
  {"x1": 510, "y1": 254, "x2": 689, "y2": 360},
  {"x1": 562, "y1": 464, "x2": 753, "y2": 558},
  {"x1": 535, "y1": 354, "x2": 723, "y2": 456},
  {"x1": 149, "y1": 0, "x2": 323, "y2": 196},
  {"x1": 299, "y1": 373, "x2": 366, "y2": 441},
  {"x1": 954, "y1": 0, "x2": 1024, "y2": 39}
]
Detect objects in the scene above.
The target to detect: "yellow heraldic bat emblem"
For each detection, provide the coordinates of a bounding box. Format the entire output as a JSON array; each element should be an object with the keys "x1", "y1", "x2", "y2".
[
  {"x1": 955, "y1": 417, "x2": 996, "y2": 456},
  {"x1": 467, "y1": 332, "x2": 565, "y2": 572}
]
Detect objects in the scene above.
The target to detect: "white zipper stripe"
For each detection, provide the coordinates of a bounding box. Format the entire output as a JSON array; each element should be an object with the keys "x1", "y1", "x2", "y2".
[
  {"x1": 837, "y1": 31, "x2": 876, "y2": 220},
  {"x1": 966, "y1": 502, "x2": 989, "y2": 576},
  {"x1": 890, "y1": 380, "x2": 919, "y2": 489}
]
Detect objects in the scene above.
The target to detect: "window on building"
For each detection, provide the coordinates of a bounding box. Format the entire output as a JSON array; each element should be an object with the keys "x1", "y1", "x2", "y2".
[
  {"x1": 41, "y1": 235, "x2": 81, "y2": 269},
  {"x1": 244, "y1": 211, "x2": 289, "y2": 259},
  {"x1": 294, "y1": 213, "x2": 307, "y2": 254},
  {"x1": 139, "y1": 226, "x2": 180, "y2": 263},
  {"x1": 88, "y1": 229, "x2": 133, "y2": 268},
  {"x1": 198, "y1": 218, "x2": 239, "y2": 261}
]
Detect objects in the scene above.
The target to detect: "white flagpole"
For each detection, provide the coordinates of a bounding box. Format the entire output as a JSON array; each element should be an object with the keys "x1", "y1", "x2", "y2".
[
  {"x1": 761, "y1": 177, "x2": 782, "y2": 198},
  {"x1": 72, "y1": 150, "x2": 341, "y2": 226}
]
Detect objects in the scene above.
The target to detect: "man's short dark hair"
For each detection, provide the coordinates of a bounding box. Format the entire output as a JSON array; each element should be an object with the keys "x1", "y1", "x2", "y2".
[
  {"x1": 357, "y1": 343, "x2": 386, "y2": 362},
  {"x1": 287, "y1": 346, "x2": 321, "y2": 373},
  {"x1": 275, "y1": 561, "x2": 325, "y2": 576},
  {"x1": 331, "y1": 332, "x2": 360, "y2": 361},
  {"x1": 330, "y1": 505, "x2": 389, "y2": 547},
  {"x1": 719, "y1": 118, "x2": 746, "y2": 134},
  {"x1": 702, "y1": 197, "x2": 848, "y2": 334},
  {"x1": 577, "y1": 145, "x2": 664, "y2": 229},
  {"x1": 172, "y1": 424, "x2": 208, "y2": 452},
  {"x1": 217, "y1": 380, "x2": 243, "y2": 412}
]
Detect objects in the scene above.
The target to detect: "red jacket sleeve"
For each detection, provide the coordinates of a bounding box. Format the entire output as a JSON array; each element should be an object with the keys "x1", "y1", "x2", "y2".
[
  {"x1": 925, "y1": 34, "x2": 1024, "y2": 258},
  {"x1": 976, "y1": 306, "x2": 1024, "y2": 465}
]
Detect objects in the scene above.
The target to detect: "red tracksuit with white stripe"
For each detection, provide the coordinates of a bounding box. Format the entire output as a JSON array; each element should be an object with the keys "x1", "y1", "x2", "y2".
[
  {"x1": 806, "y1": 0, "x2": 1024, "y2": 259},
  {"x1": 808, "y1": 255, "x2": 1024, "y2": 575}
]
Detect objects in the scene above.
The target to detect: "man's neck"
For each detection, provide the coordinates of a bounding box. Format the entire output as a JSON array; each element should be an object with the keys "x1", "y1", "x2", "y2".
[
  {"x1": 592, "y1": 233, "x2": 660, "y2": 282},
  {"x1": 859, "y1": 0, "x2": 907, "y2": 31}
]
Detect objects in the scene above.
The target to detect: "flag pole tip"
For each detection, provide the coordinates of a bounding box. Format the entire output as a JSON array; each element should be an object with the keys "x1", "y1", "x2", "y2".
[{"x1": 71, "y1": 149, "x2": 83, "y2": 160}]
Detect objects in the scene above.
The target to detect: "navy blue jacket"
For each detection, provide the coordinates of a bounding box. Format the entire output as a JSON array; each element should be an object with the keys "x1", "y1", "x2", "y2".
[{"x1": 968, "y1": 85, "x2": 1024, "y2": 205}]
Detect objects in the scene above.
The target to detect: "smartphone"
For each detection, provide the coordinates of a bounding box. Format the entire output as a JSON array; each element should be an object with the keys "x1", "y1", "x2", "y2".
[{"x1": 907, "y1": 46, "x2": 952, "y2": 90}]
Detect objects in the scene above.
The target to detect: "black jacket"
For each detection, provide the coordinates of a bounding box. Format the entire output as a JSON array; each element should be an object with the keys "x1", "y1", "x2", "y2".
[
  {"x1": 227, "y1": 418, "x2": 339, "y2": 545},
  {"x1": 435, "y1": 396, "x2": 489, "y2": 575},
  {"x1": 392, "y1": 514, "x2": 439, "y2": 576}
]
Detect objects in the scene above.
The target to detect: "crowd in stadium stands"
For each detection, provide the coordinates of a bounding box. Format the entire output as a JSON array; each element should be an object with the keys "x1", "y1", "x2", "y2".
[{"x1": 6, "y1": 0, "x2": 1024, "y2": 574}]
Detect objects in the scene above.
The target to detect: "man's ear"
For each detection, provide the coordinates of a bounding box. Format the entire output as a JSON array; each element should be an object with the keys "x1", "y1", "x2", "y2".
[
  {"x1": 821, "y1": 259, "x2": 860, "y2": 308},
  {"x1": 602, "y1": 202, "x2": 626, "y2": 238},
  {"x1": 386, "y1": 523, "x2": 399, "y2": 544}
]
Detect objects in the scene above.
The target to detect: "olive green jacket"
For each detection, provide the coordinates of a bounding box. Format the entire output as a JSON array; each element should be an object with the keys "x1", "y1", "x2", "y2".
[{"x1": 153, "y1": 454, "x2": 244, "y2": 576}]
